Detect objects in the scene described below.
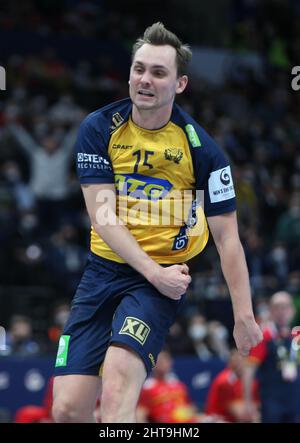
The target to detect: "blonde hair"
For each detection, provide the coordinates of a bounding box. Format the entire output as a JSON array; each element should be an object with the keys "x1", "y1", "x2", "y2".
[{"x1": 132, "y1": 22, "x2": 192, "y2": 76}]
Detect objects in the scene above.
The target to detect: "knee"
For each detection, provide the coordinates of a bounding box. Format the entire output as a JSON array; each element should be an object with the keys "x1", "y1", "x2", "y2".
[
  {"x1": 100, "y1": 367, "x2": 129, "y2": 417},
  {"x1": 100, "y1": 369, "x2": 137, "y2": 423},
  {"x1": 52, "y1": 398, "x2": 83, "y2": 423},
  {"x1": 101, "y1": 366, "x2": 126, "y2": 403}
]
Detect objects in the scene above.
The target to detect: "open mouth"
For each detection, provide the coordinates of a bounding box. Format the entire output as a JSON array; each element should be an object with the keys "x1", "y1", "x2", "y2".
[{"x1": 138, "y1": 90, "x2": 155, "y2": 97}]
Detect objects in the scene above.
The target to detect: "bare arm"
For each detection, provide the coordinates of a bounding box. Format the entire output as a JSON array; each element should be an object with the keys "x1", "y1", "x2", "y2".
[
  {"x1": 82, "y1": 183, "x2": 191, "y2": 300},
  {"x1": 8, "y1": 123, "x2": 38, "y2": 156},
  {"x1": 207, "y1": 211, "x2": 262, "y2": 355}
]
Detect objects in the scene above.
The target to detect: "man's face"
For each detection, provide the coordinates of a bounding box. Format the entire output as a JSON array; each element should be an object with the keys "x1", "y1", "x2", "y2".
[
  {"x1": 271, "y1": 300, "x2": 295, "y2": 327},
  {"x1": 129, "y1": 44, "x2": 187, "y2": 112}
]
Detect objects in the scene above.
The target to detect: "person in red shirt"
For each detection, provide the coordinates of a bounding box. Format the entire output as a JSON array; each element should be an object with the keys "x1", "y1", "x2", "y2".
[
  {"x1": 14, "y1": 377, "x2": 54, "y2": 423},
  {"x1": 137, "y1": 349, "x2": 201, "y2": 423},
  {"x1": 205, "y1": 349, "x2": 259, "y2": 422}
]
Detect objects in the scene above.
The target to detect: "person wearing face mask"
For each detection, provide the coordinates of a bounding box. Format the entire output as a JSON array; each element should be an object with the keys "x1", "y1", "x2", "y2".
[
  {"x1": 187, "y1": 314, "x2": 213, "y2": 360},
  {"x1": 207, "y1": 321, "x2": 230, "y2": 361}
]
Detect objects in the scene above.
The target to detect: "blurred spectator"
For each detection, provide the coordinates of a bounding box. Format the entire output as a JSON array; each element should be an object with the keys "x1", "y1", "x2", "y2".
[
  {"x1": 1, "y1": 161, "x2": 35, "y2": 212},
  {"x1": 205, "y1": 349, "x2": 260, "y2": 423},
  {"x1": 266, "y1": 242, "x2": 289, "y2": 286},
  {"x1": 5, "y1": 315, "x2": 42, "y2": 356},
  {"x1": 244, "y1": 291, "x2": 300, "y2": 423},
  {"x1": 206, "y1": 320, "x2": 230, "y2": 360},
  {"x1": 14, "y1": 377, "x2": 53, "y2": 423},
  {"x1": 186, "y1": 314, "x2": 213, "y2": 360},
  {"x1": 255, "y1": 297, "x2": 272, "y2": 329},
  {"x1": 46, "y1": 223, "x2": 87, "y2": 295},
  {"x1": 186, "y1": 314, "x2": 230, "y2": 360},
  {"x1": 234, "y1": 165, "x2": 258, "y2": 229},
  {"x1": 165, "y1": 322, "x2": 195, "y2": 356},
  {"x1": 137, "y1": 349, "x2": 202, "y2": 423},
  {"x1": 276, "y1": 192, "x2": 300, "y2": 248},
  {"x1": 8, "y1": 121, "x2": 78, "y2": 233}
]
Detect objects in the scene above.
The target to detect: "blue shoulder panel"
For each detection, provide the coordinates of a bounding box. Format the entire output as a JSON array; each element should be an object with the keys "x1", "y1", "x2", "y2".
[
  {"x1": 75, "y1": 98, "x2": 132, "y2": 184},
  {"x1": 171, "y1": 104, "x2": 236, "y2": 217}
]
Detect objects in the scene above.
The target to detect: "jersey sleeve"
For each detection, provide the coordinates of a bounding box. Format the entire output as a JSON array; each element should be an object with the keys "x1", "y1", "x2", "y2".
[
  {"x1": 190, "y1": 126, "x2": 236, "y2": 217},
  {"x1": 75, "y1": 113, "x2": 114, "y2": 185}
]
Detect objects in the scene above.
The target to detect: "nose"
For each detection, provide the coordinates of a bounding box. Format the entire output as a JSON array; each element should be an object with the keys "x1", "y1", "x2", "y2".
[{"x1": 140, "y1": 71, "x2": 152, "y2": 86}]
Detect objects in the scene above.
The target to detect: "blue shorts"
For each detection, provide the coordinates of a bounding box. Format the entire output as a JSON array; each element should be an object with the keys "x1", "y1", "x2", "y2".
[{"x1": 54, "y1": 253, "x2": 186, "y2": 377}]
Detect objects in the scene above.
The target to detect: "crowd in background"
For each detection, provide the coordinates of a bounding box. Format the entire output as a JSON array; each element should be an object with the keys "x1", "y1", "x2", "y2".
[
  {"x1": 0, "y1": 0, "x2": 300, "y2": 353},
  {"x1": 0, "y1": 0, "x2": 300, "y2": 422}
]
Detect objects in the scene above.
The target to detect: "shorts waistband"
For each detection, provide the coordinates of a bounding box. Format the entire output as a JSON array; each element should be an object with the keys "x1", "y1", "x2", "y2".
[
  {"x1": 89, "y1": 252, "x2": 174, "y2": 272},
  {"x1": 89, "y1": 251, "x2": 136, "y2": 272}
]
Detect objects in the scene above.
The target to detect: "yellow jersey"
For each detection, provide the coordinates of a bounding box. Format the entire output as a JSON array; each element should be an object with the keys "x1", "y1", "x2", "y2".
[{"x1": 76, "y1": 98, "x2": 236, "y2": 264}]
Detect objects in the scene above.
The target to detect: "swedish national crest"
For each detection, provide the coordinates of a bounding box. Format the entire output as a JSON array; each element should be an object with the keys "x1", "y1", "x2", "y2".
[{"x1": 164, "y1": 148, "x2": 183, "y2": 164}]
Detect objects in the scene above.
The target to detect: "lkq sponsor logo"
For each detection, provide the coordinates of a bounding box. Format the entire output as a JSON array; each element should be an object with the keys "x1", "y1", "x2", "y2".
[
  {"x1": 291, "y1": 66, "x2": 300, "y2": 91},
  {"x1": 77, "y1": 152, "x2": 112, "y2": 171},
  {"x1": 0, "y1": 66, "x2": 6, "y2": 91}
]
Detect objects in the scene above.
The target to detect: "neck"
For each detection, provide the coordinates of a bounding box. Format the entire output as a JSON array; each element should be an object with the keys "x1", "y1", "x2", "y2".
[{"x1": 131, "y1": 104, "x2": 172, "y2": 130}]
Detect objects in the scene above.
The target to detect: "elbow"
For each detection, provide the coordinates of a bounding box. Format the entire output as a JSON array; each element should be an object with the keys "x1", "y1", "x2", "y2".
[{"x1": 216, "y1": 235, "x2": 244, "y2": 257}]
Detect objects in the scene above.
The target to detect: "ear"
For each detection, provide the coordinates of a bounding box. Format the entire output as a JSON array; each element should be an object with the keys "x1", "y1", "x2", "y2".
[{"x1": 176, "y1": 75, "x2": 188, "y2": 94}]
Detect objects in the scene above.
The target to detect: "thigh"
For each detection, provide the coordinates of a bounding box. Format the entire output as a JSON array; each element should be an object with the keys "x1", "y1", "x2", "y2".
[
  {"x1": 110, "y1": 284, "x2": 186, "y2": 375},
  {"x1": 53, "y1": 375, "x2": 102, "y2": 413}
]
